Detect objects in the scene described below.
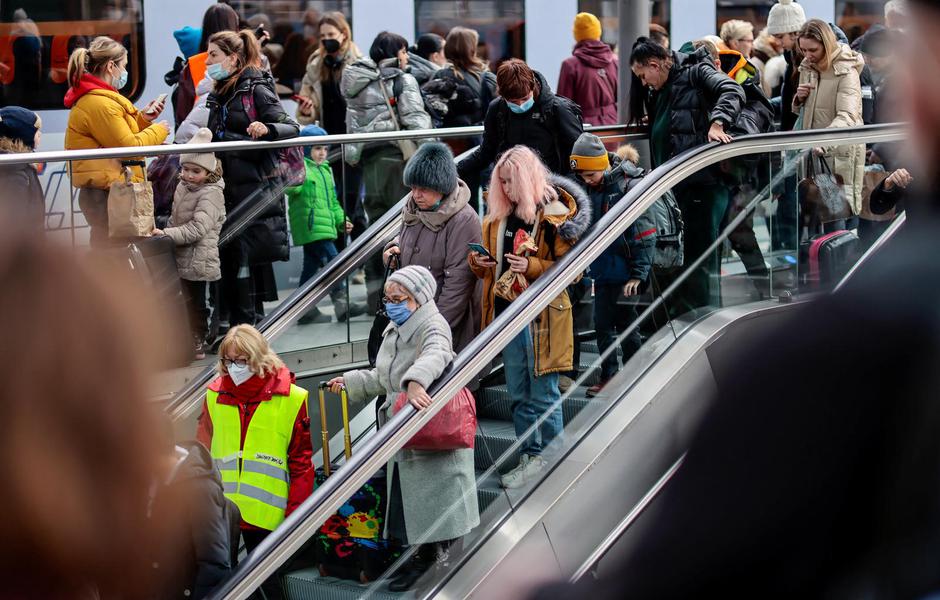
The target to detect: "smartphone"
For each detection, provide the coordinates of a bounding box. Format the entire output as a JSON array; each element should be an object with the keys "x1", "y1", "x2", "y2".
[
  {"x1": 468, "y1": 242, "x2": 495, "y2": 262},
  {"x1": 145, "y1": 93, "x2": 168, "y2": 115},
  {"x1": 255, "y1": 25, "x2": 268, "y2": 45}
]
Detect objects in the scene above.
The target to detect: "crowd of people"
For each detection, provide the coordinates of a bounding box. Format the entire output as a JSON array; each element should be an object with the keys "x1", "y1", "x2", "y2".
[{"x1": 0, "y1": 1, "x2": 917, "y2": 597}]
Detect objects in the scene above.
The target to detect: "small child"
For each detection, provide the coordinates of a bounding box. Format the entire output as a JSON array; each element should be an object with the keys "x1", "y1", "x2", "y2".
[
  {"x1": 570, "y1": 133, "x2": 656, "y2": 397},
  {"x1": 287, "y1": 125, "x2": 365, "y2": 324},
  {"x1": 153, "y1": 127, "x2": 226, "y2": 359}
]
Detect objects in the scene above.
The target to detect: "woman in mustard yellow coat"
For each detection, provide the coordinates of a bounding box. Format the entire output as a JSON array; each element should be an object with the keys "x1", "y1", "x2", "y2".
[{"x1": 64, "y1": 36, "x2": 170, "y2": 247}]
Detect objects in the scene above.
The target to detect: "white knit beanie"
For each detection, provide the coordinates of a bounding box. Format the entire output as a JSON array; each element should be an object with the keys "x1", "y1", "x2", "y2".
[
  {"x1": 767, "y1": 0, "x2": 806, "y2": 35},
  {"x1": 388, "y1": 265, "x2": 437, "y2": 306},
  {"x1": 179, "y1": 127, "x2": 218, "y2": 174}
]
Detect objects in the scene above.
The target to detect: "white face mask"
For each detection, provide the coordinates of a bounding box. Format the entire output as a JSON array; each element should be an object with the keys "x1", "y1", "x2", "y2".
[{"x1": 227, "y1": 363, "x2": 254, "y2": 386}]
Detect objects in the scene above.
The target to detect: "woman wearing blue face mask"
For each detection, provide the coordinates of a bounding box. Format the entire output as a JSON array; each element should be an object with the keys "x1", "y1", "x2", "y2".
[
  {"x1": 327, "y1": 265, "x2": 479, "y2": 591},
  {"x1": 64, "y1": 36, "x2": 170, "y2": 247}
]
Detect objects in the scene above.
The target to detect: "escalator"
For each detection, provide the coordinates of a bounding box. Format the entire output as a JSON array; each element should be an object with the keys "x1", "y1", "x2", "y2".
[{"x1": 171, "y1": 123, "x2": 905, "y2": 600}]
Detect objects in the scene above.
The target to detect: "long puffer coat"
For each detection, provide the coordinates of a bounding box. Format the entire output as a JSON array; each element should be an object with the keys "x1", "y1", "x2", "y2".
[
  {"x1": 206, "y1": 67, "x2": 299, "y2": 265},
  {"x1": 341, "y1": 57, "x2": 432, "y2": 165},
  {"x1": 557, "y1": 39, "x2": 619, "y2": 126},
  {"x1": 794, "y1": 44, "x2": 866, "y2": 214},
  {"x1": 163, "y1": 169, "x2": 226, "y2": 282}
]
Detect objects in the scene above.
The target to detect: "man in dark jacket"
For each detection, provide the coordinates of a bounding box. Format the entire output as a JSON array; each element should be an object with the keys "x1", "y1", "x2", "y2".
[
  {"x1": 534, "y1": 3, "x2": 940, "y2": 596},
  {"x1": 456, "y1": 59, "x2": 583, "y2": 181}
]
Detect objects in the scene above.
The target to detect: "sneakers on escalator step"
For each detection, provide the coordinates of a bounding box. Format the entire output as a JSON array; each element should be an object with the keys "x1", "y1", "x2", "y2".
[
  {"x1": 499, "y1": 454, "x2": 547, "y2": 490},
  {"x1": 586, "y1": 378, "x2": 611, "y2": 398},
  {"x1": 557, "y1": 375, "x2": 575, "y2": 393}
]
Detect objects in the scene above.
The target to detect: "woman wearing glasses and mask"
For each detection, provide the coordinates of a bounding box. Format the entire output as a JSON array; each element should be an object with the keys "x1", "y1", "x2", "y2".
[{"x1": 196, "y1": 324, "x2": 314, "y2": 595}]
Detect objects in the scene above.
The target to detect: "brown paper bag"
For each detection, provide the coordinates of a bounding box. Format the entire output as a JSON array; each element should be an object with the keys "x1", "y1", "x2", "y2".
[
  {"x1": 860, "y1": 166, "x2": 894, "y2": 222},
  {"x1": 494, "y1": 269, "x2": 528, "y2": 302},
  {"x1": 108, "y1": 166, "x2": 154, "y2": 238}
]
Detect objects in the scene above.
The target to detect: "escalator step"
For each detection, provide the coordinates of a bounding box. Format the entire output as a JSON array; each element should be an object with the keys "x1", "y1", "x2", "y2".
[
  {"x1": 283, "y1": 567, "x2": 403, "y2": 600},
  {"x1": 474, "y1": 418, "x2": 518, "y2": 472},
  {"x1": 477, "y1": 385, "x2": 595, "y2": 424},
  {"x1": 477, "y1": 485, "x2": 502, "y2": 512}
]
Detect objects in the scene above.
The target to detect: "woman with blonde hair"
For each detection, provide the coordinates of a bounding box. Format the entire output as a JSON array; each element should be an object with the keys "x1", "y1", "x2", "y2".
[
  {"x1": 196, "y1": 323, "x2": 313, "y2": 596},
  {"x1": 793, "y1": 18, "x2": 865, "y2": 224},
  {"x1": 468, "y1": 145, "x2": 591, "y2": 490},
  {"x1": 64, "y1": 36, "x2": 170, "y2": 246}
]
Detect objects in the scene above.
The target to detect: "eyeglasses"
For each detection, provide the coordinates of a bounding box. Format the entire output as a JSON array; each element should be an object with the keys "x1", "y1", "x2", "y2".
[
  {"x1": 221, "y1": 358, "x2": 249, "y2": 368},
  {"x1": 385, "y1": 296, "x2": 410, "y2": 304},
  {"x1": 739, "y1": 38, "x2": 754, "y2": 43}
]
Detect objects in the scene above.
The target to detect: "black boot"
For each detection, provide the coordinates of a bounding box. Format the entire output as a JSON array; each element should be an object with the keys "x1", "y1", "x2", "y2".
[
  {"x1": 298, "y1": 306, "x2": 331, "y2": 325},
  {"x1": 334, "y1": 299, "x2": 368, "y2": 322},
  {"x1": 388, "y1": 545, "x2": 435, "y2": 592}
]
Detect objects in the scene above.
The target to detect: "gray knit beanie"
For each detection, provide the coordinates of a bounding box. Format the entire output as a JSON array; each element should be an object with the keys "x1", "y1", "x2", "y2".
[
  {"x1": 403, "y1": 142, "x2": 458, "y2": 195},
  {"x1": 388, "y1": 265, "x2": 437, "y2": 306},
  {"x1": 179, "y1": 128, "x2": 218, "y2": 173},
  {"x1": 569, "y1": 132, "x2": 610, "y2": 172},
  {"x1": 767, "y1": 0, "x2": 806, "y2": 35}
]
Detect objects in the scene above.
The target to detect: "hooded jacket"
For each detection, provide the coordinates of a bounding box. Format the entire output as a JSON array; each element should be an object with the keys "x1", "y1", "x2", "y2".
[
  {"x1": 794, "y1": 44, "x2": 866, "y2": 212},
  {"x1": 175, "y1": 74, "x2": 214, "y2": 143},
  {"x1": 206, "y1": 67, "x2": 299, "y2": 265},
  {"x1": 407, "y1": 51, "x2": 440, "y2": 85},
  {"x1": 64, "y1": 73, "x2": 169, "y2": 189},
  {"x1": 286, "y1": 156, "x2": 346, "y2": 246},
  {"x1": 164, "y1": 168, "x2": 226, "y2": 282},
  {"x1": 582, "y1": 155, "x2": 656, "y2": 285},
  {"x1": 557, "y1": 39, "x2": 619, "y2": 125},
  {"x1": 470, "y1": 174, "x2": 592, "y2": 376},
  {"x1": 296, "y1": 43, "x2": 363, "y2": 127},
  {"x1": 197, "y1": 366, "x2": 314, "y2": 531},
  {"x1": 388, "y1": 179, "x2": 482, "y2": 353},
  {"x1": 0, "y1": 137, "x2": 43, "y2": 231},
  {"x1": 714, "y1": 49, "x2": 776, "y2": 136},
  {"x1": 458, "y1": 71, "x2": 584, "y2": 180},
  {"x1": 424, "y1": 66, "x2": 497, "y2": 128},
  {"x1": 146, "y1": 442, "x2": 234, "y2": 600},
  {"x1": 341, "y1": 56, "x2": 432, "y2": 165}
]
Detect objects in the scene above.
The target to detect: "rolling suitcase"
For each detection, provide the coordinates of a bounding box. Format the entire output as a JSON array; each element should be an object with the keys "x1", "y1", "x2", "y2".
[
  {"x1": 313, "y1": 383, "x2": 399, "y2": 583},
  {"x1": 799, "y1": 230, "x2": 860, "y2": 288}
]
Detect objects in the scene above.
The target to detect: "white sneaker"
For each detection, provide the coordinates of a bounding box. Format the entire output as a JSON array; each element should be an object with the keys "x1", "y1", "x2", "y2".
[
  {"x1": 500, "y1": 454, "x2": 547, "y2": 489},
  {"x1": 558, "y1": 375, "x2": 575, "y2": 393}
]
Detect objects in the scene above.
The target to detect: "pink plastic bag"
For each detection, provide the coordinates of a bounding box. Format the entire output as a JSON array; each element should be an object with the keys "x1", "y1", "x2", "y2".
[{"x1": 393, "y1": 387, "x2": 477, "y2": 450}]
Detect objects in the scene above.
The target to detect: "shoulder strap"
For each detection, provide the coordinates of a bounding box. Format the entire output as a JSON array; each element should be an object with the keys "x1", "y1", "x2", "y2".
[{"x1": 378, "y1": 76, "x2": 404, "y2": 132}]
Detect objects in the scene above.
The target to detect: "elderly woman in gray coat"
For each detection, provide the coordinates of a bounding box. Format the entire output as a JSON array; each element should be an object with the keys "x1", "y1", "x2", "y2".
[
  {"x1": 327, "y1": 265, "x2": 479, "y2": 591},
  {"x1": 383, "y1": 142, "x2": 482, "y2": 354}
]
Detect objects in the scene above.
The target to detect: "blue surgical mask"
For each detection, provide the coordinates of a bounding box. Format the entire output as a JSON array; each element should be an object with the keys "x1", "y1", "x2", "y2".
[
  {"x1": 115, "y1": 69, "x2": 128, "y2": 89},
  {"x1": 385, "y1": 300, "x2": 413, "y2": 326},
  {"x1": 227, "y1": 363, "x2": 254, "y2": 386},
  {"x1": 507, "y1": 97, "x2": 534, "y2": 114},
  {"x1": 207, "y1": 62, "x2": 231, "y2": 81}
]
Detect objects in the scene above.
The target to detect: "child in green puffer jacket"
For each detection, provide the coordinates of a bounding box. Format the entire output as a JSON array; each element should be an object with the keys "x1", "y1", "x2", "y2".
[{"x1": 287, "y1": 125, "x2": 366, "y2": 324}]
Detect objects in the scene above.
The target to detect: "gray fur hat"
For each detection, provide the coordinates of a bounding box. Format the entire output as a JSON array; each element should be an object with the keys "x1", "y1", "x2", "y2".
[
  {"x1": 388, "y1": 265, "x2": 437, "y2": 306},
  {"x1": 403, "y1": 142, "x2": 458, "y2": 195}
]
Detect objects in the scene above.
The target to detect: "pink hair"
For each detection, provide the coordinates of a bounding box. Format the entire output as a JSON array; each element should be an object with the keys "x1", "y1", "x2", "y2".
[{"x1": 486, "y1": 146, "x2": 558, "y2": 224}]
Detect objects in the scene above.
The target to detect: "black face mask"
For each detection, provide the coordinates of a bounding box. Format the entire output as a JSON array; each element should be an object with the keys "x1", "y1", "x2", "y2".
[{"x1": 322, "y1": 38, "x2": 341, "y2": 54}]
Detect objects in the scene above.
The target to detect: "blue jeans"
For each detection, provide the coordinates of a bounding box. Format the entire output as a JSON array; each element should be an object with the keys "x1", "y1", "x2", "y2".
[
  {"x1": 300, "y1": 240, "x2": 345, "y2": 299},
  {"x1": 503, "y1": 327, "x2": 563, "y2": 457}
]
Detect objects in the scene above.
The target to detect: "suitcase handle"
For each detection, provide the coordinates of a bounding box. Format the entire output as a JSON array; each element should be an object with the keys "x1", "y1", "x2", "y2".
[{"x1": 318, "y1": 382, "x2": 354, "y2": 478}]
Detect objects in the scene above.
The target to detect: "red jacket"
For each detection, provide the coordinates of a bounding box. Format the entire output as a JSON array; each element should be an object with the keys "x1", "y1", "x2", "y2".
[
  {"x1": 197, "y1": 366, "x2": 314, "y2": 530},
  {"x1": 557, "y1": 39, "x2": 619, "y2": 126}
]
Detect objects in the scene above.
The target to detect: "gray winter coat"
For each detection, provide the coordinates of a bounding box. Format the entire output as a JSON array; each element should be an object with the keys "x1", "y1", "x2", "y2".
[
  {"x1": 341, "y1": 56, "x2": 432, "y2": 165},
  {"x1": 164, "y1": 174, "x2": 226, "y2": 281},
  {"x1": 387, "y1": 179, "x2": 482, "y2": 353},
  {"x1": 343, "y1": 301, "x2": 479, "y2": 543},
  {"x1": 407, "y1": 52, "x2": 440, "y2": 85}
]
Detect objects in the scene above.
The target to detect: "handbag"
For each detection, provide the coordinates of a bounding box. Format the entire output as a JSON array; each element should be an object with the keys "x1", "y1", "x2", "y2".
[
  {"x1": 799, "y1": 154, "x2": 852, "y2": 226},
  {"x1": 378, "y1": 75, "x2": 418, "y2": 161},
  {"x1": 108, "y1": 161, "x2": 154, "y2": 238},
  {"x1": 367, "y1": 253, "x2": 399, "y2": 367},
  {"x1": 240, "y1": 87, "x2": 305, "y2": 187},
  {"x1": 393, "y1": 387, "x2": 476, "y2": 450}
]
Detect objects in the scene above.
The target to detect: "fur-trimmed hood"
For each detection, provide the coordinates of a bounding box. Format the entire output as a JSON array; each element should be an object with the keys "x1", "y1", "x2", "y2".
[
  {"x1": 0, "y1": 137, "x2": 33, "y2": 155},
  {"x1": 547, "y1": 173, "x2": 592, "y2": 242}
]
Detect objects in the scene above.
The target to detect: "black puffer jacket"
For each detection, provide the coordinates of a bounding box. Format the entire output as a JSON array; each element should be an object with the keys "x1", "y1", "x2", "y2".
[
  {"x1": 206, "y1": 67, "x2": 299, "y2": 264},
  {"x1": 423, "y1": 66, "x2": 497, "y2": 128},
  {"x1": 457, "y1": 70, "x2": 583, "y2": 179},
  {"x1": 646, "y1": 49, "x2": 745, "y2": 164},
  {"x1": 0, "y1": 138, "x2": 43, "y2": 231}
]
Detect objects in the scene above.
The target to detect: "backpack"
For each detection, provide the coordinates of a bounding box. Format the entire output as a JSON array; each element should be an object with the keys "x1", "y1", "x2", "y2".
[
  {"x1": 617, "y1": 167, "x2": 684, "y2": 270},
  {"x1": 239, "y1": 84, "x2": 305, "y2": 187}
]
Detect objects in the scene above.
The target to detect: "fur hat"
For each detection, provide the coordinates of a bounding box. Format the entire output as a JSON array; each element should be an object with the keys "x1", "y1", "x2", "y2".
[
  {"x1": 0, "y1": 106, "x2": 40, "y2": 150},
  {"x1": 767, "y1": 0, "x2": 806, "y2": 35},
  {"x1": 570, "y1": 132, "x2": 609, "y2": 172},
  {"x1": 573, "y1": 12, "x2": 602, "y2": 42},
  {"x1": 388, "y1": 265, "x2": 437, "y2": 306},
  {"x1": 403, "y1": 142, "x2": 458, "y2": 196},
  {"x1": 179, "y1": 128, "x2": 217, "y2": 173}
]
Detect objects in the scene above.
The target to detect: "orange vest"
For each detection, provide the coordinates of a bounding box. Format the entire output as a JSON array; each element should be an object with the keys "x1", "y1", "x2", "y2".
[{"x1": 188, "y1": 52, "x2": 208, "y2": 102}]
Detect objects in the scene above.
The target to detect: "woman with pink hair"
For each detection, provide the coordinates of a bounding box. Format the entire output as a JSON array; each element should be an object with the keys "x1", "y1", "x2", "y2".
[{"x1": 468, "y1": 145, "x2": 591, "y2": 489}]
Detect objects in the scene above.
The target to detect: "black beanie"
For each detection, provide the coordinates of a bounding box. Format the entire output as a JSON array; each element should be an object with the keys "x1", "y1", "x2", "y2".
[{"x1": 0, "y1": 106, "x2": 40, "y2": 150}]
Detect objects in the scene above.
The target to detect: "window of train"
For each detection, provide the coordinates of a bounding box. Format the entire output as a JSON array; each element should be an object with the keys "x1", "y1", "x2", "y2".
[
  {"x1": 835, "y1": 1, "x2": 885, "y2": 44},
  {"x1": 415, "y1": 0, "x2": 525, "y2": 69},
  {"x1": 577, "y1": 1, "x2": 670, "y2": 52},
  {"x1": 0, "y1": 1, "x2": 145, "y2": 110},
  {"x1": 716, "y1": 0, "x2": 773, "y2": 34}
]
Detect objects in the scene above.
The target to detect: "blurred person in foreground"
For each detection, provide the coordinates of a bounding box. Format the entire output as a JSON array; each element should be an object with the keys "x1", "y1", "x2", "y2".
[
  {"x1": 533, "y1": 1, "x2": 940, "y2": 597},
  {"x1": 0, "y1": 222, "x2": 176, "y2": 598}
]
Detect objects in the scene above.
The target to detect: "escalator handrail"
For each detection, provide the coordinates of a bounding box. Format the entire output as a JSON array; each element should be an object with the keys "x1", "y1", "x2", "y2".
[
  {"x1": 4, "y1": 123, "x2": 647, "y2": 167},
  {"x1": 165, "y1": 124, "x2": 644, "y2": 420},
  {"x1": 834, "y1": 211, "x2": 906, "y2": 292},
  {"x1": 209, "y1": 123, "x2": 907, "y2": 600}
]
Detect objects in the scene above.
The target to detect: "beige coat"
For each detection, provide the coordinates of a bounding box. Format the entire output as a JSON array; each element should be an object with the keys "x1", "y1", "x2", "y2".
[
  {"x1": 794, "y1": 44, "x2": 866, "y2": 214},
  {"x1": 164, "y1": 173, "x2": 226, "y2": 282},
  {"x1": 295, "y1": 43, "x2": 362, "y2": 126}
]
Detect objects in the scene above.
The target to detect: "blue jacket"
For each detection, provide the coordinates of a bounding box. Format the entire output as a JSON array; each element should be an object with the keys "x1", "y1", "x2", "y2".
[{"x1": 584, "y1": 159, "x2": 656, "y2": 285}]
